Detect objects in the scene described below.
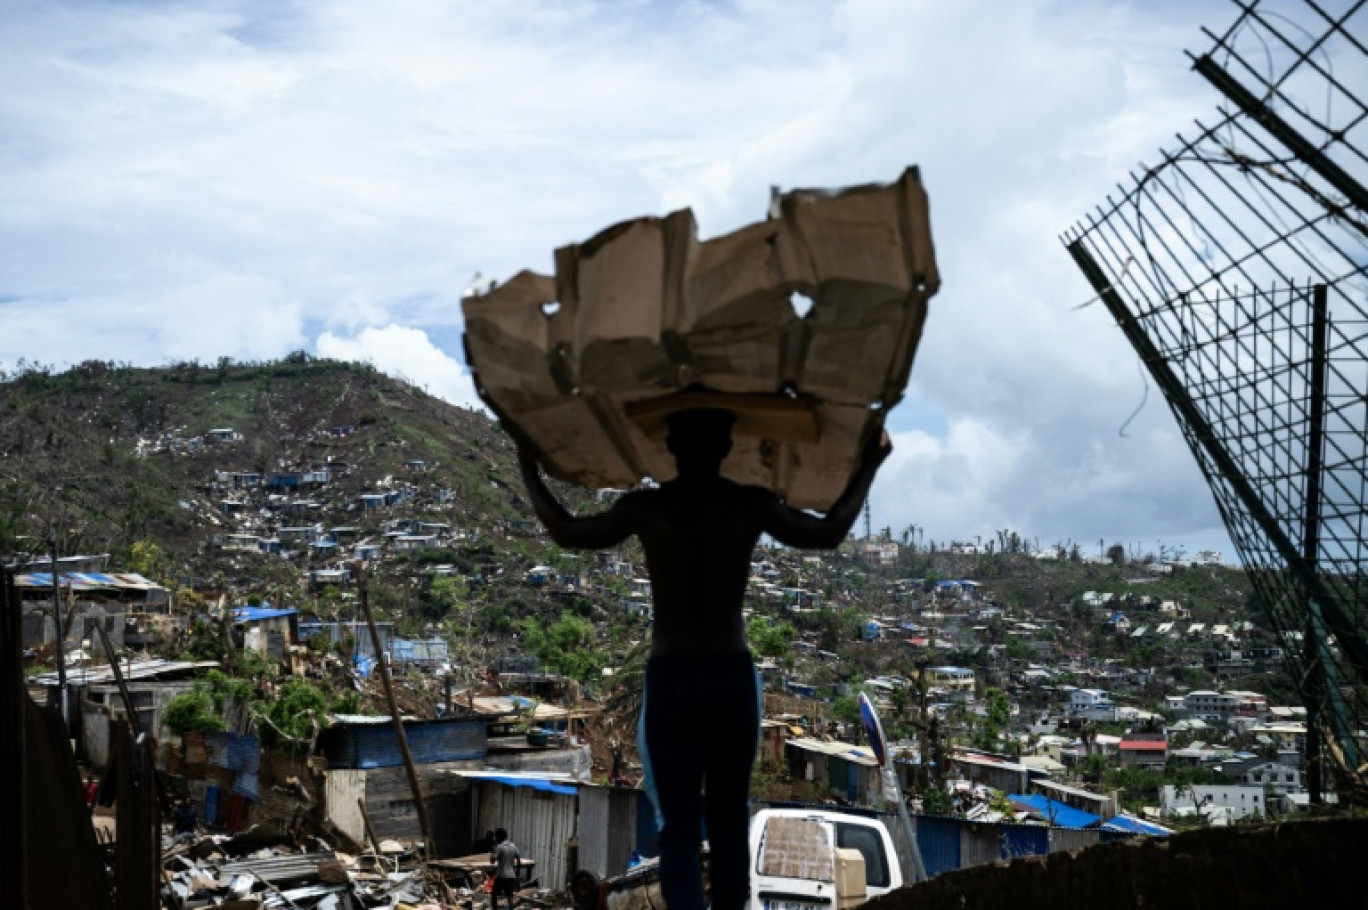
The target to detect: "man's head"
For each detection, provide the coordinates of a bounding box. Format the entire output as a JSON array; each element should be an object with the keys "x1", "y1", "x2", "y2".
[
  {"x1": 495, "y1": 827, "x2": 508, "y2": 843},
  {"x1": 665, "y1": 408, "x2": 736, "y2": 477}
]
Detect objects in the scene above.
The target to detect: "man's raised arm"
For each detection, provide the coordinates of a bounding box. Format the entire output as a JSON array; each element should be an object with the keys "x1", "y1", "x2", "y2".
[
  {"x1": 758, "y1": 430, "x2": 892, "y2": 550},
  {"x1": 517, "y1": 444, "x2": 638, "y2": 550}
]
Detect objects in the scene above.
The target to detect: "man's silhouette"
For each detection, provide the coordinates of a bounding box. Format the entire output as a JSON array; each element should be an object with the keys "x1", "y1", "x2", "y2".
[{"x1": 517, "y1": 408, "x2": 891, "y2": 910}]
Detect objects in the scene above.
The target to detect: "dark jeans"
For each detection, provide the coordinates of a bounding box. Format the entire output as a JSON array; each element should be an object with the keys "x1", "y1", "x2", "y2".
[
  {"x1": 639, "y1": 651, "x2": 760, "y2": 910},
  {"x1": 491, "y1": 875, "x2": 518, "y2": 910}
]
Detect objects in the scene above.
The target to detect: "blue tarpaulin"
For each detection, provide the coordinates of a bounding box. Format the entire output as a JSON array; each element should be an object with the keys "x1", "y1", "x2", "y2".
[
  {"x1": 232, "y1": 605, "x2": 298, "y2": 622},
  {"x1": 206, "y1": 732, "x2": 260, "y2": 772},
  {"x1": 204, "y1": 784, "x2": 219, "y2": 824},
  {"x1": 232, "y1": 771, "x2": 259, "y2": 801},
  {"x1": 1008, "y1": 794, "x2": 1101, "y2": 829},
  {"x1": 485, "y1": 775, "x2": 576, "y2": 795}
]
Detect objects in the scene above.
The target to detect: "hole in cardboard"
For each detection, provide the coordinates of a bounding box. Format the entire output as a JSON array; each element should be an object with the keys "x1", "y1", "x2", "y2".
[
  {"x1": 790, "y1": 291, "x2": 814, "y2": 319},
  {"x1": 541, "y1": 301, "x2": 562, "y2": 317}
]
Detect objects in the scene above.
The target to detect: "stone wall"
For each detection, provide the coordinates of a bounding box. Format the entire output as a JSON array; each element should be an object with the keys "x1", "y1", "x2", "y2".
[{"x1": 870, "y1": 817, "x2": 1365, "y2": 910}]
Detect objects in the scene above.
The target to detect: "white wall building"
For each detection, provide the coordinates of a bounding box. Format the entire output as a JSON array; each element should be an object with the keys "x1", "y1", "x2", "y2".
[
  {"x1": 1161, "y1": 784, "x2": 1271, "y2": 822},
  {"x1": 1068, "y1": 688, "x2": 1115, "y2": 719},
  {"x1": 1182, "y1": 690, "x2": 1238, "y2": 722}
]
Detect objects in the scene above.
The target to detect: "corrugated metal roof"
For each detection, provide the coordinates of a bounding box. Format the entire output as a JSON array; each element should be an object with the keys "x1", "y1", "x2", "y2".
[
  {"x1": 475, "y1": 777, "x2": 578, "y2": 891},
  {"x1": 30, "y1": 659, "x2": 218, "y2": 686},
  {"x1": 952, "y1": 752, "x2": 1030, "y2": 774},
  {"x1": 1101, "y1": 813, "x2": 1172, "y2": 836},
  {"x1": 1034, "y1": 780, "x2": 1114, "y2": 805},
  {"x1": 218, "y1": 851, "x2": 338, "y2": 884},
  {"x1": 14, "y1": 571, "x2": 162, "y2": 592},
  {"x1": 786, "y1": 738, "x2": 878, "y2": 766},
  {"x1": 319, "y1": 717, "x2": 486, "y2": 768}
]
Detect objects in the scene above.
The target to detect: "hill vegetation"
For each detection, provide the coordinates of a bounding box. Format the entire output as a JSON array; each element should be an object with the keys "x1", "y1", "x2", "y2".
[{"x1": 3, "y1": 357, "x2": 1282, "y2": 758}]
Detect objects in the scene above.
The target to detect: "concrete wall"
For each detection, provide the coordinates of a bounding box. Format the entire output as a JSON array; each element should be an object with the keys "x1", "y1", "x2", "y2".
[
  {"x1": 869, "y1": 817, "x2": 1365, "y2": 910},
  {"x1": 81, "y1": 681, "x2": 195, "y2": 767}
]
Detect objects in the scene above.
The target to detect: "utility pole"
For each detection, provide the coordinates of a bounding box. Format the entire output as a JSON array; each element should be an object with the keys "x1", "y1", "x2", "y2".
[
  {"x1": 49, "y1": 541, "x2": 68, "y2": 734},
  {"x1": 353, "y1": 562, "x2": 433, "y2": 860},
  {"x1": 863, "y1": 499, "x2": 872, "y2": 542}
]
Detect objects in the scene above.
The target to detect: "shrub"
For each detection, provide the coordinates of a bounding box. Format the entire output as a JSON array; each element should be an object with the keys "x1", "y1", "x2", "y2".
[
  {"x1": 259, "y1": 680, "x2": 328, "y2": 751},
  {"x1": 163, "y1": 689, "x2": 224, "y2": 735}
]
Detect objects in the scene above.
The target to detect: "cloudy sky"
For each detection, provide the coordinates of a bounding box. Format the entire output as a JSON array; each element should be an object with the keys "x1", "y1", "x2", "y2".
[{"x1": 2, "y1": 0, "x2": 1280, "y2": 559}]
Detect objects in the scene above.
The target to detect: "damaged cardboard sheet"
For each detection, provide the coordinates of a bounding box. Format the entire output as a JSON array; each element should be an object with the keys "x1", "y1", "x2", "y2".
[{"x1": 462, "y1": 166, "x2": 939, "y2": 510}]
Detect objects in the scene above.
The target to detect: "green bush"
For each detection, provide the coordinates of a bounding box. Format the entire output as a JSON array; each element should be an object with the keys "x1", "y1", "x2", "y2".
[
  {"x1": 163, "y1": 689, "x2": 224, "y2": 735},
  {"x1": 521, "y1": 612, "x2": 603, "y2": 684},
  {"x1": 259, "y1": 680, "x2": 328, "y2": 751}
]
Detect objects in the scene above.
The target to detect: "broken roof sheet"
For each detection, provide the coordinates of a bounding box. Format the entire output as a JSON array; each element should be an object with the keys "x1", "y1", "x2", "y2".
[
  {"x1": 30, "y1": 659, "x2": 218, "y2": 687},
  {"x1": 15, "y1": 571, "x2": 163, "y2": 592},
  {"x1": 1101, "y1": 813, "x2": 1173, "y2": 836},
  {"x1": 462, "y1": 166, "x2": 938, "y2": 511},
  {"x1": 786, "y1": 738, "x2": 879, "y2": 766}
]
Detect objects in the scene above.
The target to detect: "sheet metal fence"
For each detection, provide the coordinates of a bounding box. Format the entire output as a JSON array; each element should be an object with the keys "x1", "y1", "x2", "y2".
[{"x1": 476, "y1": 780, "x2": 580, "y2": 892}]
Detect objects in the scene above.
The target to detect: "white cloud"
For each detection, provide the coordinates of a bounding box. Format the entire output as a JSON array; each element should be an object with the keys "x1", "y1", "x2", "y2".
[
  {"x1": 0, "y1": 0, "x2": 1265, "y2": 554},
  {"x1": 315, "y1": 324, "x2": 485, "y2": 412}
]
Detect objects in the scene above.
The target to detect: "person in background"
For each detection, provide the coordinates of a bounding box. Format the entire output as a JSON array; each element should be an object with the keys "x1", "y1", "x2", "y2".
[
  {"x1": 173, "y1": 798, "x2": 197, "y2": 841},
  {"x1": 517, "y1": 409, "x2": 890, "y2": 910},
  {"x1": 473, "y1": 828, "x2": 497, "y2": 854},
  {"x1": 490, "y1": 827, "x2": 521, "y2": 910}
]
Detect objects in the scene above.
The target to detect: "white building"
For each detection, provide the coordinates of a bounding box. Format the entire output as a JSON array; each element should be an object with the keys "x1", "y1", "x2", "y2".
[
  {"x1": 1180, "y1": 690, "x2": 1266, "y2": 724},
  {"x1": 1161, "y1": 784, "x2": 1270, "y2": 822},
  {"x1": 1182, "y1": 690, "x2": 1237, "y2": 722},
  {"x1": 1243, "y1": 762, "x2": 1302, "y2": 794},
  {"x1": 1068, "y1": 688, "x2": 1115, "y2": 719}
]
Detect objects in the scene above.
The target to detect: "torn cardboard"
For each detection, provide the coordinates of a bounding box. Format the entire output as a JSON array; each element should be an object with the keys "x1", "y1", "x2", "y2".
[{"x1": 462, "y1": 166, "x2": 939, "y2": 510}]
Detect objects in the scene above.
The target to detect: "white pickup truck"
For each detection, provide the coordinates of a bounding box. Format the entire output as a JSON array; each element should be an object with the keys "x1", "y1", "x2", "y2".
[
  {"x1": 747, "y1": 808, "x2": 903, "y2": 910},
  {"x1": 590, "y1": 808, "x2": 902, "y2": 910}
]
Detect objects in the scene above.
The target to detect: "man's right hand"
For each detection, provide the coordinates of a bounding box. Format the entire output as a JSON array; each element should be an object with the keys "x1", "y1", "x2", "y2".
[{"x1": 866, "y1": 428, "x2": 893, "y2": 464}]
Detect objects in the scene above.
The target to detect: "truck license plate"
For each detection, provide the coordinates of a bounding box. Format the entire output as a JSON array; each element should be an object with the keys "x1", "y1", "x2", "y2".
[{"x1": 765, "y1": 902, "x2": 825, "y2": 910}]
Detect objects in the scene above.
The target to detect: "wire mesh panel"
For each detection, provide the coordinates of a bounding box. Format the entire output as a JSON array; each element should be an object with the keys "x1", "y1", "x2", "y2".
[{"x1": 1063, "y1": 0, "x2": 1368, "y2": 793}]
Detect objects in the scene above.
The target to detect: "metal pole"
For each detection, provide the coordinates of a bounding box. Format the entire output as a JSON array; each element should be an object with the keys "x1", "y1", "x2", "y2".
[
  {"x1": 50, "y1": 542, "x2": 68, "y2": 733},
  {"x1": 1191, "y1": 55, "x2": 1368, "y2": 234},
  {"x1": 1303, "y1": 283, "x2": 1328, "y2": 804},
  {"x1": 353, "y1": 562, "x2": 434, "y2": 859},
  {"x1": 1, "y1": 570, "x2": 28, "y2": 909}
]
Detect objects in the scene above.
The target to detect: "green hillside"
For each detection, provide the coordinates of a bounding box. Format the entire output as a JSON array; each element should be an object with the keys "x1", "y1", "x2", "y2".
[{"x1": 0, "y1": 356, "x2": 534, "y2": 561}]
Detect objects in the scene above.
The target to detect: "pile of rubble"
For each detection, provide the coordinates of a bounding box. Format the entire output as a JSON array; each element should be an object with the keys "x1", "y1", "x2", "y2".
[
  {"x1": 160, "y1": 824, "x2": 571, "y2": 910},
  {"x1": 164, "y1": 826, "x2": 423, "y2": 909}
]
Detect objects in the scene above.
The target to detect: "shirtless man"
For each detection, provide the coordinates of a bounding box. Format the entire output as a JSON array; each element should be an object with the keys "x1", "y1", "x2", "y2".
[{"x1": 517, "y1": 408, "x2": 891, "y2": 910}]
